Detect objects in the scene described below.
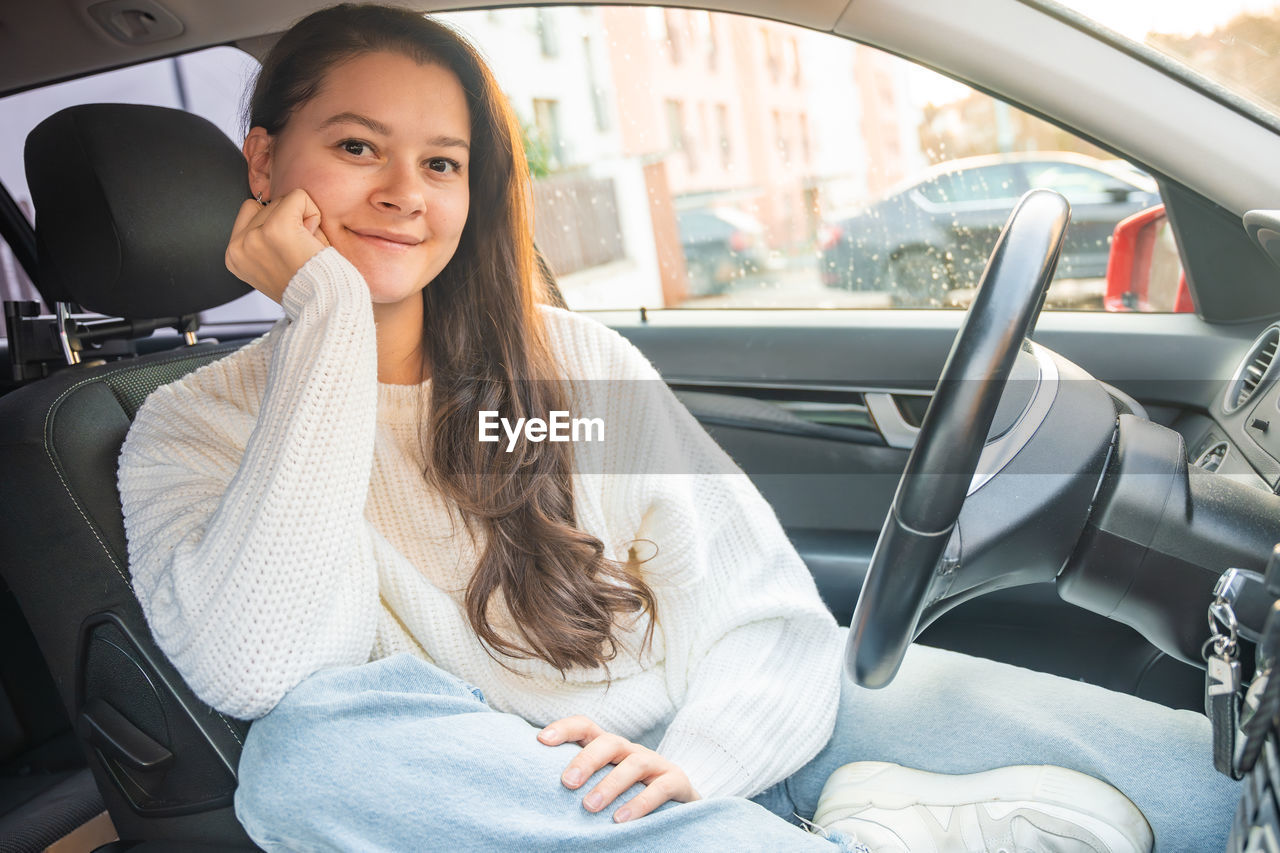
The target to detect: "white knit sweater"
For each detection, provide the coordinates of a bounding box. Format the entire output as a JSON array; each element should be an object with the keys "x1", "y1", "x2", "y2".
[{"x1": 118, "y1": 248, "x2": 843, "y2": 799}]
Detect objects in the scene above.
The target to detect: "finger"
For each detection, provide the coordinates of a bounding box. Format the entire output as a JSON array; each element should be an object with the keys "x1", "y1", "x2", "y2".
[
  {"x1": 298, "y1": 187, "x2": 322, "y2": 223},
  {"x1": 302, "y1": 208, "x2": 322, "y2": 235},
  {"x1": 304, "y1": 211, "x2": 331, "y2": 248},
  {"x1": 581, "y1": 752, "x2": 659, "y2": 813},
  {"x1": 281, "y1": 187, "x2": 331, "y2": 248},
  {"x1": 229, "y1": 199, "x2": 265, "y2": 242},
  {"x1": 560, "y1": 733, "x2": 634, "y2": 790},
  {"x1": 614, "y1": 774, "x2": 694, "y2": 823},
  {"x1": 538, "y1": 715, "x2": 602, "y2": 747}
]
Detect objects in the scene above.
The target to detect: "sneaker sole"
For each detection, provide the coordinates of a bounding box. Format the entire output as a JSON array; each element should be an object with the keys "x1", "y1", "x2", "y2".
[{"x1": 812, "y1": 762, "x2": 1153, "y2": 851}]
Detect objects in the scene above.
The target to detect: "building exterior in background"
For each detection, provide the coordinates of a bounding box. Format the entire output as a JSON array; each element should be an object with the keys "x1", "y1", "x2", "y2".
[
  {"x1": 598, "y1": 8, "x2": 914, "y2": 270},
  {"x1": 442, "y1": 8, "x2": 665, "y2": 309}
]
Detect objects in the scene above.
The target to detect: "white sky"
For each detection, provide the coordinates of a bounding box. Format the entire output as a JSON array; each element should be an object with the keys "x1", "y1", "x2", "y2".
[{"x1": 906, "y1": 0, "x2": 1280, "y2": 108}]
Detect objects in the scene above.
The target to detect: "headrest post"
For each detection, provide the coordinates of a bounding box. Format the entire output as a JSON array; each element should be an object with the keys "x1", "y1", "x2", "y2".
[
  {"x1": 56, "y1": 302, "x2": 80, "y2": 366},
  {"x1": 175, "y1": 313, "x2": 200, "y2": 346}
]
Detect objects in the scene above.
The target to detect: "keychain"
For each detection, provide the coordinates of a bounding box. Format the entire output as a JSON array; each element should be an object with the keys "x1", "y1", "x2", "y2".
[{"x1": 1207, "y1": 583, "x2": 1244, "y2": 779}]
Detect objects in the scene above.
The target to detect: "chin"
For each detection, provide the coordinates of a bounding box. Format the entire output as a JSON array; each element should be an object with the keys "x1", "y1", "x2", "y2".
[
  {"x1": 352, "y1": 264, "x2": 432, "y2": 305},
  {"x1": 365, "y1": 283, "x2": 428, "y2": 306}
]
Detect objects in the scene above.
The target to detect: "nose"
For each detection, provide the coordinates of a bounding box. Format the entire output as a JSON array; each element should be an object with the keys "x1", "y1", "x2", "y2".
[{"x1": 371, "y1": 159, "x2": 426, "y2": 216}]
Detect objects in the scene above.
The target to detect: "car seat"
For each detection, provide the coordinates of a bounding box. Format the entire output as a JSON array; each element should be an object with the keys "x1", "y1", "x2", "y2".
[{"x1": 0, "y1": 104, "x2": 263, "y2": 849}]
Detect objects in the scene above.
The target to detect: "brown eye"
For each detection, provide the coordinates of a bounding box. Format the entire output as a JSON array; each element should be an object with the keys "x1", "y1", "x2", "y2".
[{"x1": 341, "y1": 140, "x2": 372, "y2": 157}]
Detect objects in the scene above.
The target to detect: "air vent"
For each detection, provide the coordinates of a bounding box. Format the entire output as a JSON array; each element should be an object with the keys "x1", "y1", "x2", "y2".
[
  {"x1": 1224, "y1": 326, "x2": 1280, "y2": 413},
  {"x1": 1194, "y1": 441, "x2": 1229, "y2": 473}
]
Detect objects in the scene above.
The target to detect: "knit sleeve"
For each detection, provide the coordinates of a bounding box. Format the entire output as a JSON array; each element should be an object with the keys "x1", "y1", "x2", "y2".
[
  {"x1": 585, "y1": 322, "x2": 843, "y2": 800},
  {"x1": 118, "y1": 248, "x2": 382, "y2": 720}
]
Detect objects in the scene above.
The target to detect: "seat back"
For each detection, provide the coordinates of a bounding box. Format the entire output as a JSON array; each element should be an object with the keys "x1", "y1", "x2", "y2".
[{"x1": 0, "y1": 104, "x2": 261, "y2": 846}]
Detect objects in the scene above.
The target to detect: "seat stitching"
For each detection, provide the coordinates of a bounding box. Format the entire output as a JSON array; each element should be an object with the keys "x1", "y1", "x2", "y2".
[
  {"x1": 215, "y1": 713, "x2": 245, "y2": 746},
  {"x1": 42, "y1": 374, "x2": 133, "y2": 591},
  {"x1": 38, "y1": 346, "x2": 238, "y2": 592}
]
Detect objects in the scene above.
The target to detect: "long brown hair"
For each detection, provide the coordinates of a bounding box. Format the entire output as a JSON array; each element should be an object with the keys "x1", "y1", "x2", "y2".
[{"x1": 248, "y1": 4, "x2": 655, "y2": 673}]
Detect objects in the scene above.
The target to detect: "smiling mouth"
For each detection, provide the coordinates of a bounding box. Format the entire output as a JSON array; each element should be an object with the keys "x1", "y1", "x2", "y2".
[{"x1": 347, "y1": 228, "x2": 423, "y2": 251}]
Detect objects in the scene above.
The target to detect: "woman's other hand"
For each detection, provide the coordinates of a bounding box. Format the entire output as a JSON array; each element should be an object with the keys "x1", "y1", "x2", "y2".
[
  {"x1": 225, "y1": 188, "x2": 332, "y2": 303},
  {"x1": 538, "y1": 715, "x2": 701, "y2": 822}
]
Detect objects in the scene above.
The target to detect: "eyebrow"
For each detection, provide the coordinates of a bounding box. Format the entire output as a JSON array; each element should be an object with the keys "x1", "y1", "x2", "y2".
[
  {"x1": 318, "y1": 112, "x2": 471, "y2": 152},
  {"x1": 319, "y1": 111, "x2": 390, "y2": 135}
]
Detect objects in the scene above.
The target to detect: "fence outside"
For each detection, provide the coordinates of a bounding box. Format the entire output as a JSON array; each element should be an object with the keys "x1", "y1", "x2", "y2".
[{"x1": 532, "y1": 174, "x2": 626, "y2": 277}]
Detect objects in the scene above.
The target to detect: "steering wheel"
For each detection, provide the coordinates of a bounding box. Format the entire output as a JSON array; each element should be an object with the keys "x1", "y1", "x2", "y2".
[{"x1": 847, "y1": 189, "x2": 1071, "y2": 688}]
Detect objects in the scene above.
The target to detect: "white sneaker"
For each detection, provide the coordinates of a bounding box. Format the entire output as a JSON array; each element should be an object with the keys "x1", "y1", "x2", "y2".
[{"x1": 811, "y1": 762, "x2": 1154, "y2": 853}]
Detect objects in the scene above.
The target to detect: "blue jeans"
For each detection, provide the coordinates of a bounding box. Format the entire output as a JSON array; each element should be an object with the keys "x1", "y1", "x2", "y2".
[{"x1": 235, "y1": 639, "x2": 1240, "y2": 851}]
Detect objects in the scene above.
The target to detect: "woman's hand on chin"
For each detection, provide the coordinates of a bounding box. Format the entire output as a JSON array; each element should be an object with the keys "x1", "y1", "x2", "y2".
[
  {"x1": 225, "y1": 188, "x2": 332, "y2": 303},
  {"x1": 538, "y1": 715, "x2": 701, "y2": 822}
]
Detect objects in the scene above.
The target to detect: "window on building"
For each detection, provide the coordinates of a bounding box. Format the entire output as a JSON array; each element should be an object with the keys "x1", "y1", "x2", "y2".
[
  {"x1": 704, "y1": 13, "x2": 719, "y2": 71},
  {"x1": 664, "y1": 9, "x2": 683, "y2": 63},
  {"x1": 537, "y1": 10, "x2": 561, "y2": 57},
  {"x1": 762, "y1": 28, "x2": 781, "y2": 83},
  {"x1": 532, "y1": 98, "x2": 566, "y2": 168},
  {"x1": 716, "y1": 104, "x2": 732, "y2": 169},
  {"x1": 698, "y1": 102, "x2": 710, "y2": 161},
  {"x1": 665, "y1": 99, "x2": 686, "y2": 152},
  {"x1": 582, "y1": 36, "x2": 611, "y2": 132}
]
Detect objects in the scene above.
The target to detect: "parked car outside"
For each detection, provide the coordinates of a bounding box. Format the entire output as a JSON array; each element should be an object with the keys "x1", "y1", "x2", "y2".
[
  {"x1": 818, "y1": 152, "x2": 1161, "y2": 304},
  {"x1": 676, "y1": 207, "x2": 768, "y2": 296}
]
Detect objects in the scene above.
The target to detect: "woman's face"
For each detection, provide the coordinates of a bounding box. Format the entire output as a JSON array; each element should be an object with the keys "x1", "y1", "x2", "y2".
[{"x1": 252, "y1": 51, "x2": 472, "y2": 307}]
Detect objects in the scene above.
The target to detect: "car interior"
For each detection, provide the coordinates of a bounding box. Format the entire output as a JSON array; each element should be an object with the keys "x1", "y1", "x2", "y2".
[{"x1": 5, "y1": 0, "x2": 1280, "y2": 851}]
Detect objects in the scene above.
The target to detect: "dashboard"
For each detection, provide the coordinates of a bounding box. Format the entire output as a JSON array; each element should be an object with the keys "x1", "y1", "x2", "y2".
[{"x1": 1190, "y1": 323, "x2": 1280, "y2": 491}]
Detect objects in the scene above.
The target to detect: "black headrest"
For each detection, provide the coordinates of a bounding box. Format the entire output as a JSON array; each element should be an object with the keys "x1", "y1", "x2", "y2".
[{"x1": 24, "y1": 104, "x2": 251, "y2": 318}]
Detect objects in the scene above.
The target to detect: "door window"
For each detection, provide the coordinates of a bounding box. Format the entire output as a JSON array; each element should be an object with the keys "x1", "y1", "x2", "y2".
[
  {"x1": 1, "y1": 11, "x2": 1189, "y2": 321},
  {"x1": 440, "y1": 7, "x2": 1182, "y2": 312}
]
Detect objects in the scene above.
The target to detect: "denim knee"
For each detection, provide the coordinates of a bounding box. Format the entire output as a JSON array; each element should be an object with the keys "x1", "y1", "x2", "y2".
[{"x1": 232, "y1": 655, "x2": 490, "y2": 845}]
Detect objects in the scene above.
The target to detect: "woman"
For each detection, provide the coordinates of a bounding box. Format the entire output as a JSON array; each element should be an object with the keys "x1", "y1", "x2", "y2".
[{"x1": 117, "y1": 4, "x2": 1236, "y2": 850}]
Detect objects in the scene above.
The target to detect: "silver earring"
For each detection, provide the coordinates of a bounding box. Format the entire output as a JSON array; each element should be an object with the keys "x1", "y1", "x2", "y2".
[{"x1": 255, "y1": 190, "x2": 266, "y2": 205}]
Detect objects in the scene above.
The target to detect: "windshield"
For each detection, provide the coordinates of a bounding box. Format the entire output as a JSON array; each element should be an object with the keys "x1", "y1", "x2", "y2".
[{"x1": 1048, "y1": 0, "x2": 1280, "y2": 119}]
